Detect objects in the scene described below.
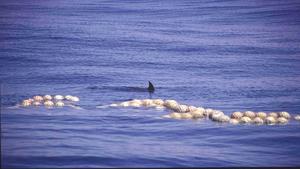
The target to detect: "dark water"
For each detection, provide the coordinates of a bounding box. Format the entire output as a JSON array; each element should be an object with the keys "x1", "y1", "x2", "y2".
[{"x1": 1, "y1": 0, "x2": 300, "y2": 167}]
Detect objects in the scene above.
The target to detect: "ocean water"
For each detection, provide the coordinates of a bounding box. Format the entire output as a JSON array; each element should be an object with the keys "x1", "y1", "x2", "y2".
[{"x1": 1, "y1": 0, "x2": 300, "y2": 167}]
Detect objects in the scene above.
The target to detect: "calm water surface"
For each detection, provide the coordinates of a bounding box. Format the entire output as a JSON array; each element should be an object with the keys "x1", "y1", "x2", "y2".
[{"x1": 1, "y1": 0, "x2": 300, "y2": 167}]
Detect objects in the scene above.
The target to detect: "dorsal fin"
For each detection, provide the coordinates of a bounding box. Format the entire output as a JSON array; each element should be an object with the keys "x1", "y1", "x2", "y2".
[{"x1": 148, "y1": 81, "x2": 155, "y2": 93}]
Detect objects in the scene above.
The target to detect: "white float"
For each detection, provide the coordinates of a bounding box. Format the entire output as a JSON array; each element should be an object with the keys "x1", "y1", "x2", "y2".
[
  {"x1": 265, "y1": 116, "x2": 276, "y2": 125},
  {"x1": 169, "y1": 112, "x2": 182, "y2": 119},
  {"x1": 54, "y1": 95, "x2": 64, "y2": 100},
  {"x1": 231, "y1": 111, "x2": 243, "y2": 119},
  {"x1": 175, "y1": 104, "x2": 189, "y2": 113},
  {"x1": 204, "y1": 108, "x2": 214, "y2": 117},
  {"x1": 278, "y1": 111, "x2": 291, "y2": 119},
  {"x1": 180, "y1": 113, "x2": 193, "y2": 119},
  {"x1": 164, "y1": 100, "x2": 178, "y2": 109},
  {"x1": 188, "y1": 106, "x2": 197, "y2": 112},
  {"x1": 295, "y1": 115, "x2": 300, "y2": 121},
  {"x1": 240, "y1": 116, "x2": 252, "y2": 123},
  {"x1": 142, "y1": 99, "x2": 154, "y2": 107},
  {"x1": 153, "y1": 99, "x2": 164, "y2": 106},
  {"x1": 55, "y1": 101, "x2": 65, "y2": 107},
  {"x1": 70, "y1": 96, "x2": 80, "y2": 102},
  {"x1": 190, "y1": 110, "x2": 204, "y2": 119},
  {"x1": 268, "y1": 112, "x2": 278, "y2": 118},
  {"x1": 44, "y1": 100, "x2": 54, "y2": 107},
  {"x1": 256, "y1": 112, "x2": 267, "y2": 119},
  {"x1": 244, "y1": 111, "x2": 256, "y2": 119},
  {"x1": 33, "y1": 95, "x2": 43, "y2": 102},
  {"x1": 65, "y1": 95, "x2": 73, "y2": 100},
  {"x1": 210, "y1": 111, "x2": 224, "y2": 121},
  {"x1": 253, "y1": 117, "x2": 264, "y2": 124},
  {"x1": 218, "y1": 115, "x2": 230, "y2": 123},
  {"x1": 120, "y1": 101, "x2": 130, "y2": 107},
  {"x1": 277, "y1": 117, "x2": 288, "y2": 124},
  {"x1": 43, "y1": 95, "x2": 52, "y2": 100},
  {"x1": 32, "y1": 101, "x2": 41, "y2": 106},
  {"x1": 22, "y1": 100, "x2": 31, "y2": 107}
]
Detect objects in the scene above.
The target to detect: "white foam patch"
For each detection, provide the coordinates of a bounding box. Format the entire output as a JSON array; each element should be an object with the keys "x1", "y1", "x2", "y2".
[
  {"x1": 7, "y1": 105, "x2": 21, "y2": 109},
  {"x1": 96, "y1": 105, "x2": 111, "y2": 109},
  {"x1": 66, "y1": 104, "x2": 84, "y2": 110}
]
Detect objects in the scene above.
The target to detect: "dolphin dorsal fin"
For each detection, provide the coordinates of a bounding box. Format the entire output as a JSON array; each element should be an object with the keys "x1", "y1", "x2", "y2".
[{"x1": 148, "y1": 81, "x2": 155, "y2": 93}]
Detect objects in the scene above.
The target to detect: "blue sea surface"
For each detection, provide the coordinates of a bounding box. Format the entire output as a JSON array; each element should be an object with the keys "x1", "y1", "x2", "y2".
[{"x1": 1, "y1": 0, "x2": 300, "y2": 167}]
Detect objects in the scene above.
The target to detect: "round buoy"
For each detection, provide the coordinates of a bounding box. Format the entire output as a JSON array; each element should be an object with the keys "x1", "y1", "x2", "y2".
[
  {"x1": 44, "y1": 100, "x2": 54, "y2": 107},
  {"x1": 265, "y1": 116, "x2": 276, "y2": 125},
  {"x1": 33, "y1": 95, "x2": 43, "y2": 102},
  {"x1": 294, "y1": 115, "x2": 300, "y2": 121},
  {"x1": 32, "y1": 101, "x2": 41, "y2": 106},
  {"x1": 175, "y1": 104, "x2": 189, "y2": 113},
  {"x1": 253, "y1": 117, "x2": 264, "y2": 125},
  {"x1": 129, "y1": 100, "x2": 142, "y2": 107},
  {"x1": 70, "y1": 96, "x2": 79, "y2": 102},
  {"x1": 231, "y1": 111, "x2": 243, "y2": 119},
  {"x1": 55, "y1": 101, "x2": 64, "y2": 107},
  {"x1": 218, "y1": 115, "x2": 230, "y2": 123},
  {"x1": 120, "y1": 101, "x2": 130, "y2": 107},
  {"x1": 210, "y1": 111, "x2": 224, "y2": 121},
  {"x1": 278, "y1": 111, "x2": 291, "y2": 119},
  {"x1": 153, "y1": 99, "x2": 164, "y2": 106},
  {"x1": 65, "y1": 95, "x2": 73, "y2": 101},
  {"x1": 22, "y1": 100, "x2": 31, "y2": 107},
  {"x1": 277, "y1": 117, "x2": 288, "y2": 124},
  {"x1": 268, "y1": 112, "x2": 278, "y2": 118},
  {"x1": 43, "y1": 95, "x2": 52, "y2": 100},
  {"x1": 164, "y1": 100, "x2": 178, "y2": 109},
  {"x1": 187, "y1": 106, "x2": 197, "y2": 112},
  {"x1": 142, "y1": 99, "x2": 154, "y2": 107},
  {"x1": 244, "y1": 111, "x2": 256, "y2": 119},
  {"x1": 256, "y1": 112, "x2": 267, "y2": 119},
  {"x1": 204, "y1": 108, "x2": 214, "y2": 117},
  {"x1": 180, "y1": 113, "x2": 193, "y2": 119},
  {"x1": 54, "y1": 95, "x2": 64, "y2": 100},
  {"x1": 169, "y1": 112, "x2": 182, "y2": 119},
  {"x1": 190, "y1": 110, "x2": 204, "y2": 119},
  {"x1": 240, "y1": 116, "x2": 252, "y2": 124}
]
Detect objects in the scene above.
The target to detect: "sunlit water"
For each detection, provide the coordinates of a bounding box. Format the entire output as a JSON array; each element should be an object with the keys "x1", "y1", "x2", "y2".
[{"x1": 1, "y1": 0, "x2": 300, "y2": 167}]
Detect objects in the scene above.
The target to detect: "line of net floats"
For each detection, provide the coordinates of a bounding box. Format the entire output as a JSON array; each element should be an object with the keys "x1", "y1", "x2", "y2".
[
  {"x1": 108, "y1": 98, "x2": 300, "y2": 125},
  {"x1": 19, "y1": 95, "x2": 80, "y2": 108},
  {"x1": 18, "y1": 96, "x2": 300, "y2": 125}
]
